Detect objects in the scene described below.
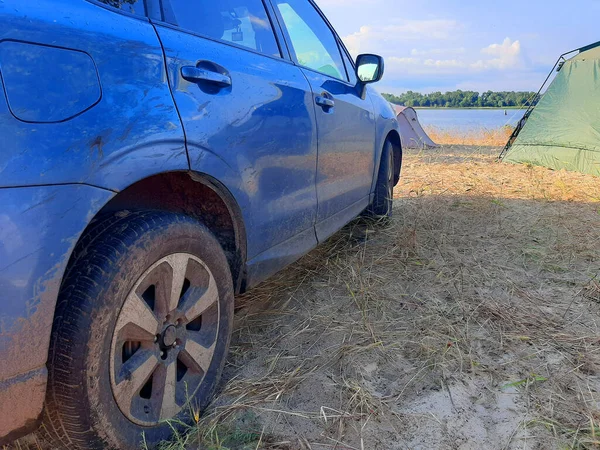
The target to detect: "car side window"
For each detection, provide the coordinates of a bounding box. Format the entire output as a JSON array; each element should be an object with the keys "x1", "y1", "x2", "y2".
[
  {"x1": 97, "y1": 0, "x2": 146, "y2": 16},
  {"x1": 340, "y1": 44, "x2": 357, "y2": 85},
  {"x1": 274, "y1": 0, "x2": 347, "y2": 81},
  {"x1": 167, "y1": 0, "x2": 281, "y2": 57}
]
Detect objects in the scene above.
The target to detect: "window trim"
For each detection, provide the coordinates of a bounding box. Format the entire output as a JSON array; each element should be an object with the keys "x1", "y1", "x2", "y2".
[
  {"x1": 86, "y1": 0, "x2": 150, "y2": 20},
  {"x1": 338, "y1": 38, "x2": 358, "y2": 84},
  {"x1": 268, "y1": 0, "x2": 353, "y2": 84},
  {"x1": 156, "y1": 0, "x2": 288, "y2": 61},
  {"x1": 262, "y1": 0, "x2": 293, "y2": 60}
]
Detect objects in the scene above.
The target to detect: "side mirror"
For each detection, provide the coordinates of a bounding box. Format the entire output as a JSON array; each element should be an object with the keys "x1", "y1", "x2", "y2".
[
  {"x1": 356, "y1": 54, "x2": 384, "y2": 84},
  {"x1": 355, "y1": 54, "x2": 384, "y2": 99}
]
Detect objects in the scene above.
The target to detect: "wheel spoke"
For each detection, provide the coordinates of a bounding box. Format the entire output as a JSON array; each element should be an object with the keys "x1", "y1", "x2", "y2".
[
  {"x1": 114, "y1": 351, "x2": 158, "y2": 409},
  {"x1": 182, "y1": 339, "x2": 215, "y2": 373},
  {"x1": 181, "y1": 277, "x2": 218, "y2": 323},
  {"x1": 115, "y1": 291, "x2": 160, "y2": 340},
  {"x1": 159, "y1": 361, "x2": 179, "y2": 420},
  {"x1": 165, "y1": 254, "x2": 190, "y2": 312}
]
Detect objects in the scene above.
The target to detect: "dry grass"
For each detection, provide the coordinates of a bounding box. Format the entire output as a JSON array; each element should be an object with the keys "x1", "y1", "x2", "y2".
[
  {"x1": 426, "y1": 126, "x2": 514, "y2": 146},
  {"x1": 184, "y1": 145, "x2": 600, "y2": 450}
]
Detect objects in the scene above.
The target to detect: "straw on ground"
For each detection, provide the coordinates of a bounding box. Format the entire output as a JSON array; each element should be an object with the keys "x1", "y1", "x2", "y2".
[
  {"x1": 161, "y1": 145, "x2": 600, "y2": 450},
  {"x1": 425, "y1": 126, "x2": 514, "y2": 147}
]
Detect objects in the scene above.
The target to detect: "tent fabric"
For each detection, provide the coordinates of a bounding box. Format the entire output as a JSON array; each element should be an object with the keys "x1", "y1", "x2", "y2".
[
  {"x1": 392, "y1": 105, "x2": 438, "y2": 149},
  {"x1": 504, "y1": 45, "x2": 600, "y2": 176}
]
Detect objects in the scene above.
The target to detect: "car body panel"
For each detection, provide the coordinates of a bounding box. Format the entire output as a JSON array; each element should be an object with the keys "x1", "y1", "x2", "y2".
[
  {"x1": 367, "y1": 86, "x2": 401, "y2": 190},
  {"x1": 0, "y1": 367, "x2": 47, "y2": 444},
  {"x1": 154, "y1": 22, "x2": 319, "y2": 260},
  {"x1": 245, "y1": 226, "x2": 317, "y2": 287},
  {"x1": 315, "y1": 195, "x2": 371, "y2": 244},
  {"x1": 301, "y1": 69, "x2": 376, "y2": 239},
  {"x1": 0, "y1": 0, "x2": 188, "y2": 190},
  {"x1": 0, "y1": 185, "x2": 114, "y2": 442},
  {"x1": 0, "y1": 40, "x2": 101, "y2": 123}
]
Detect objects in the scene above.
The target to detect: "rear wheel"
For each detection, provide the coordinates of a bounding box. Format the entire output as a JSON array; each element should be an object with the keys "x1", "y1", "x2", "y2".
[
  {"x1": 40, "y1": 211, "x2": 234, "y2": 450},
  {"x1": 366, "y1": 140, "x2": 395, "y2": 217}
]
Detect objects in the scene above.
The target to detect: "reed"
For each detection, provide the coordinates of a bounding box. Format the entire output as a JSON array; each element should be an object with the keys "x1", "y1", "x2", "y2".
[{"x1": 425, "y1": 125, "x2": 514, "y2": 146}]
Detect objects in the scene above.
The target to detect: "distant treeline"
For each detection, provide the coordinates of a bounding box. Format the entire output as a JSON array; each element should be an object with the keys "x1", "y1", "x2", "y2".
[{"x1": 382, "y1": 90, "x2": 540, "y2": 108}]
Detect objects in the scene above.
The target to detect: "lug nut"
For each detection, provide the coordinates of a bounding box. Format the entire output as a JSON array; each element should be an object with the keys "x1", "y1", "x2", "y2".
[
  {"x1": 154, "y1": 336, "x2": 158, "y2": 343},
  {"x1": 160, "y1": 351, "x2": 165, "y2": 358}
]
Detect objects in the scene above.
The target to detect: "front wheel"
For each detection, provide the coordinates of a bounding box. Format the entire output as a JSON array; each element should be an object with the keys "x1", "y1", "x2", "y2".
[
  {"x1": 41, "y1": 211, "x2": 234, "y2": 449},
  {"x1": 365, "y1": 140, "x2": 395, "y2": 217}
]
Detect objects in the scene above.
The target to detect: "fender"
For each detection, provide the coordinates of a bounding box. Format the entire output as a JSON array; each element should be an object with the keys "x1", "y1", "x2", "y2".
[
  {"x1": 0, "y1": 184, "x2": 114, "y2": 442},
  {"x1": 368, "y1": 86, "x2": 402, "y2": 193}
]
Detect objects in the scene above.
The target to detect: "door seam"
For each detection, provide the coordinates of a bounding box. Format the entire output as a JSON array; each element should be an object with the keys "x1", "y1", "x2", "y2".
[
  {"x1": 150, "y1": 20, "x2": 191, "y2": 170},
  {"x1": 298, "y1": 66, "x2": 321, "y2": 233}
]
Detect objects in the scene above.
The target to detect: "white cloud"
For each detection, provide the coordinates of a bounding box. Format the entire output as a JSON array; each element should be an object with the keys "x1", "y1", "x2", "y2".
[
  {"x1": 411, "y1": 47, "x2": 466, "y2": 56},
  {"x1": 384, "y1": 56, "x2": 468, "y2": 76},
  {"x1": 482, "y1": 37, "x2": 521, "y2": 57},
  {"x1": 345, "y1": 29, "x2": 526, "y2": 80},
  {"x1": 423, "y1": 59, "x2": 466, "y2": 68},
  {"x1": 387, "y1": 56, "x2": 420, "y2": 65},
  {"x1": 471, "y1": 38, "x2": 522, "y2": 70},
  {"x1": 343, "y1": 19, "x2": 461, "y2": 56}
]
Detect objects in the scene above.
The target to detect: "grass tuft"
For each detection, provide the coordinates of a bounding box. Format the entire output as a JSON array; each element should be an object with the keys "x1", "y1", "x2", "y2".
[{"x1": 425, "y1": 125, "x2": 514, "y2": 146}]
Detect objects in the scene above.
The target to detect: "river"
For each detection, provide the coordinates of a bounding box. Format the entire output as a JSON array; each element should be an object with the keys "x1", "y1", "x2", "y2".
[{"x1": 415, "y1": 108, "x2": 525, "y2": 131}]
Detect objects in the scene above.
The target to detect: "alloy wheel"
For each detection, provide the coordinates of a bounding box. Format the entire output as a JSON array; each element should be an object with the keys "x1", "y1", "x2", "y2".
[{"x1": 109, "y1": 253, "x2": 220, "y2": 426}]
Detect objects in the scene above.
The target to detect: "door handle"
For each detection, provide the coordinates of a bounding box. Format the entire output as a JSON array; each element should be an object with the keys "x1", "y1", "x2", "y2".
[
  {"x1": 181, "y1": 66, "x2": 231, "y2": 87},
  {"x1": 315, "y1": 95, "x2": 335, "y2": 109}
]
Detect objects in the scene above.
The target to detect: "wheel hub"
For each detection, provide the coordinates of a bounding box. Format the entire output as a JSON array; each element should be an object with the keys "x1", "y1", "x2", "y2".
[
  {"x1": 109, "y1": 253, "x2": 220, "y2": 426},
  {"x1": 160, "y1": 325, "x2": 177, "y2": 349}
]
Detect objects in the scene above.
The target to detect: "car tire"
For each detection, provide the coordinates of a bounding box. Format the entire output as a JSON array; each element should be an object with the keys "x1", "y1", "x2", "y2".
[
  {"x1": 366, "y1": 140, "x2": 395, "y2": 217},
  {"x1": 39, "y1": 210, "x2": 234, "y2": 450}
]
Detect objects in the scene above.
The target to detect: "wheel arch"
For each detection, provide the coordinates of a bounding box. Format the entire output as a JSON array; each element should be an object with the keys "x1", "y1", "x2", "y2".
[
  {"x1": 76, "y1": 171, "x2": 248, "y2": 294},
  {"x1": 386, "y1": 129, "x2": 403, "y2": 186}
]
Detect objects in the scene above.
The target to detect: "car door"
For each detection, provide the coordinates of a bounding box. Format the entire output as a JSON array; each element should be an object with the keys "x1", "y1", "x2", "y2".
[
  {"x1": 154, "y1": 0, "x2": 319, "y2": 266},
  {"x1": 271, "y1": 0, "x2": 377, "y2": 241}
]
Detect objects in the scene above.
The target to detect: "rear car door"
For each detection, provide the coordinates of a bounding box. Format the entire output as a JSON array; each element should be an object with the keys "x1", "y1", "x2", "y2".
[
  {"x1": 271, "y1": 0, "x2": 377, "y2": 241},
  {"x1": 154, "y1": 0, "x2": 319, "y2": 263}
]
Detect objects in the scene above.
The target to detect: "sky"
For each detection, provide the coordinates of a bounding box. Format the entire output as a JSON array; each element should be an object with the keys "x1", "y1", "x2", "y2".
[{"x1": 316, "y1": 0, "x2": 598, "y2": 94}]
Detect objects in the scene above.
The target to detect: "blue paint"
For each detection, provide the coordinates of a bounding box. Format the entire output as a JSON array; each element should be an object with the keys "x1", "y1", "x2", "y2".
[
  {"x1": 155, "y1": 23, "x2": 320, "y2": 259},
  {"x1": 0, "y1": 0, "x2": 188, "y2": 189},
  {"x1": 0, "y1": 41, "x2": 101, "y2": 123},
  {"x1": 0, "y1": 0, "x2": 400, "y2": 442}
]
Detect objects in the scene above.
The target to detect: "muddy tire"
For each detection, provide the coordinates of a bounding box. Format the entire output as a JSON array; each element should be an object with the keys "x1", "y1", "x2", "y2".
[
  {"x1": 40, "y1": 211, "x2": 234, "y2": 450},
  {"x1": 365, "y1": 140, "x2": 395, "y2": 217}
]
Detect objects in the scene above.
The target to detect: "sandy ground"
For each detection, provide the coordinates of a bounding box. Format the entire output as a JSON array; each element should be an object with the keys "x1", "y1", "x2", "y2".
[
  {"x1": 10, "y1": 146, "x2": 600, "y2": 450},
  {"x1": 194, "y1": 145, "x2": 600, "y2": 450}
]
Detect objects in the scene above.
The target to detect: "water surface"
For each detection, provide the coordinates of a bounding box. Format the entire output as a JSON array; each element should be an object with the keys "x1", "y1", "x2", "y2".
[{"x1": 416, "y1": 108, "x2": 525, "y2": 131}]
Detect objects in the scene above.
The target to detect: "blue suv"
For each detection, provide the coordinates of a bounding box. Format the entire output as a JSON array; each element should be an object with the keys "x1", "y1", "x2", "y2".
[{"x1": 0, "y1": 0, "x2": 402, "y2": 448}]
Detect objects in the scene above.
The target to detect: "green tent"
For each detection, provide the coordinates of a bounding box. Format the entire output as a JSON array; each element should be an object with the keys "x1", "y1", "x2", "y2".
[{"x1": 502, "y1": 42, "x2": 600, "y2": 177}]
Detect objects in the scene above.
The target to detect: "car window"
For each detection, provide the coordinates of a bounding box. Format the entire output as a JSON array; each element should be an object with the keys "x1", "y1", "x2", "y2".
[
  {"x1": 274, "y1": 0, "x2": 346, "y2": 81},
  {"x1": 168, "y1": 0, "x2": 280, "y2": 57},
  {"x1": 97, "y1": 0, "x2": 146, "y2": 16},
  {"x1": 340, "y1": 45, "x2": 357, "y2": 85}
]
